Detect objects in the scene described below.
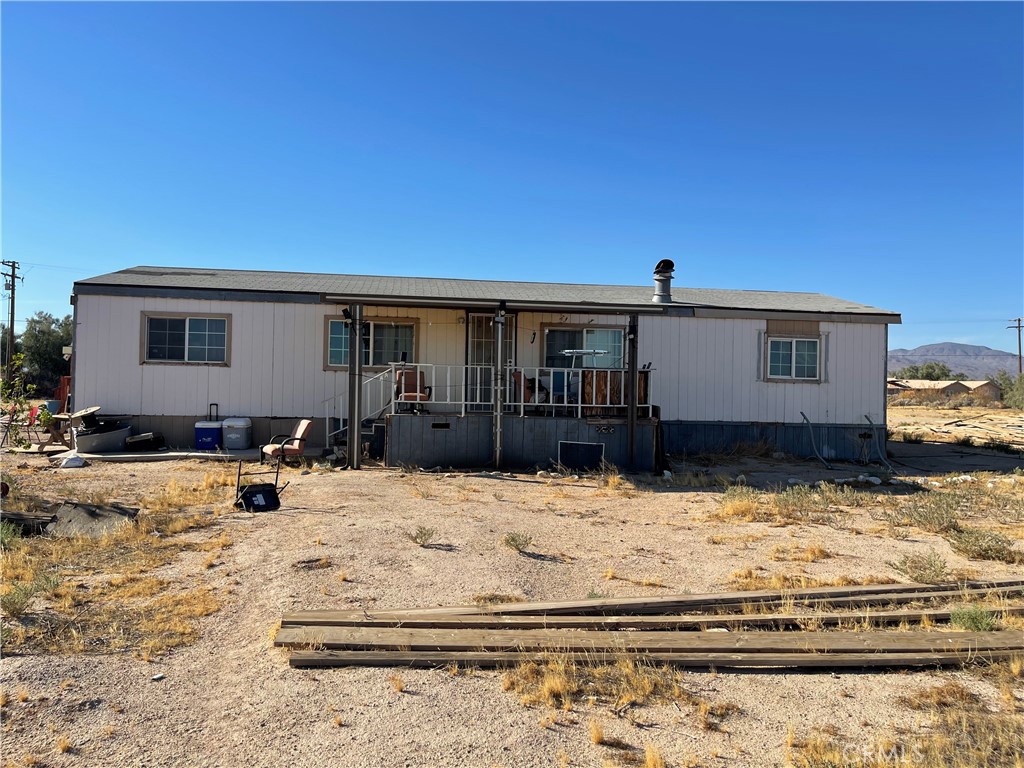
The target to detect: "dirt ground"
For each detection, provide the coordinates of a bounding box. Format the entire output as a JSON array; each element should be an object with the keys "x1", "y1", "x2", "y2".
[
  {"x1": 1, "y1": 440, "x2": 1023, "y2": 767},
  {"x1": 887, "y1": 404, "x2": 1024, "y2": 449}
]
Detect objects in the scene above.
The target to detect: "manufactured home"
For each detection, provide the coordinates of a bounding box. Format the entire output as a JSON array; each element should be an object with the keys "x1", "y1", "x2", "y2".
[{"x1": 70, "y1": 263, "x2": 900, "y2": 469}]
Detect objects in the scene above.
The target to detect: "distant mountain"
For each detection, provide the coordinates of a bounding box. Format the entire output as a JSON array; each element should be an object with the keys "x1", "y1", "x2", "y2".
[{"x1": 888, "y1": 343, "x2": 1019, "y2": 380}]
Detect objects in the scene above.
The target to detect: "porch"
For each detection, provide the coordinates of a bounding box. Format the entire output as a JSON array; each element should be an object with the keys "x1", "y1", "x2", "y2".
[{"x1": 323, "y1": 362, "x2": 657, "y2": 471}]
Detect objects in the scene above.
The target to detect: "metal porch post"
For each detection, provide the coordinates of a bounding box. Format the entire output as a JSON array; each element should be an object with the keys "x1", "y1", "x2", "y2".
[
  {"x1": 626, "y1": 314, "x2": 639, "y2": 469},
  {"x1": 347, "y1": 304, "x2": 363, "y2": 469},
  {"x1": 493, "y1": 306, "x2": 506, "y2": 468}
]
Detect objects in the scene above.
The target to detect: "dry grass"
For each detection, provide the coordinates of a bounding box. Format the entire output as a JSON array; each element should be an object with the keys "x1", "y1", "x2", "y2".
[
  {"x1": 389, "y1": 674, "x2": 405, "y2": 693},
  {"x1": 643, "y1": 744, "x2": 665, "y2": 768},
  {"x1": 727, "y1": 568, "x2": 894, "y2": 592},
  {"x1": 898, "y1": 680, "x2": 980, "y2": 711},
  {"x1": 500, "y1": 654, "x2": 739, "y2": 734},
  {"x1": 472, "y1": 593, "x2": 525, "y2": 606},
  {"x1": 794, "y1": 678, "x2": 1024, "y2": 768},
  {"x1": 706, "y1": 532, "x2": 768, "y2": 546},
  {"x1": 589, "y1": 719, "x2": 605, "y2": 744},
  {"x1": 602, "y1": 570, "x2": 667, "y2": 589},
  {"x1": 711, "y1": 485, "x2": 849, "y2": 527},
  {"x1": 55, "y1": 734, "x2": 72, "y2": 754},
  {"x1": 770, "y1": 542, "x2": 832, "y2": 563},
  {"x1": 1, "y1": 473, "x2": 231, "y2": 657}
]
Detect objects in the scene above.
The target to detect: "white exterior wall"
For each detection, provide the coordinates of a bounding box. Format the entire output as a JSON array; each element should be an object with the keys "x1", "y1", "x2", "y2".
[
  {"x1": 638, "y1": 316, "x2": 886, "y2": 424},
  {"x1": 75, "y1": 294, "x2": 886, "y2": 425},
  {"x1": 74, "y1": 295, "x2": 465, "y2": 418}
]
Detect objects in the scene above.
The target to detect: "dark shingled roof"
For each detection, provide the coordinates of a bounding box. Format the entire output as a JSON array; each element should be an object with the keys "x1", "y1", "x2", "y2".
[{"x1": 76, "y1": 266, "x2": 900, "y2": 319}]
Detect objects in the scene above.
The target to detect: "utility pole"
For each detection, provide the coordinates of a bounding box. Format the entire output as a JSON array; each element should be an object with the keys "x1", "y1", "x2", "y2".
[
  {"x1": 1009, "y1": 318, "x2": 1023, "y2": 375},
  {"x1": 1, "y1": 260, "x2": 22, "y2": 384}
]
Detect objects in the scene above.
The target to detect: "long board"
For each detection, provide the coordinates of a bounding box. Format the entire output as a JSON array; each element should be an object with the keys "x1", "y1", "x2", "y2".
[
  {"x1": 287, "y1": 648, "x2": 1022, "y2": 669},
  {"x1": 275, "y1": 626, "x2": 1023, "y2": 654},
  {"x1": 279, "y1": 603, "x2": 1024, "y2": 631},
  {"x1": 282, "y1": 583, "x2": 1024, "y2": 625}
]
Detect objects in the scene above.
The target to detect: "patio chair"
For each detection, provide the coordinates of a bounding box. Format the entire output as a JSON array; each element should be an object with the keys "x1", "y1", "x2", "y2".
[
  {"x1": 395, "y1": 369, "x2": 431, "y2": 413},
  {"x1": 260, "y1": 419, "x2": 313, "y2": 466}
]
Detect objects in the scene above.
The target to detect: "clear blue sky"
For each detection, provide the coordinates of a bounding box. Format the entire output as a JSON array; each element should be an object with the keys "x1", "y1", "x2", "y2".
[{"x1": 3, "y1": 2, "x2": 1022, "y2": 352}]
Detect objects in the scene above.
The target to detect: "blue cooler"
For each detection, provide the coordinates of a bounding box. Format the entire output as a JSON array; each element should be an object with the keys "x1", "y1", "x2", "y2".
[{"x1": 195, "y1": 420, "x2": 223, "y2": 451}]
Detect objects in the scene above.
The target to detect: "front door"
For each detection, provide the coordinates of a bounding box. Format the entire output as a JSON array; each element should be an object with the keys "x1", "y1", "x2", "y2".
[{"x1": 467, "y1": 313, "x2": 515, "y2": 411}]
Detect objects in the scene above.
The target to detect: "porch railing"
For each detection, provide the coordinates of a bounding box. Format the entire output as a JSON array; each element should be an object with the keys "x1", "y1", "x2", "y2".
[
  {"x1": 505, "y1": 366, "x2": 653, "y2": 417},
  {"x1": 324, "y1": 363, "x2": 653, "y2": 440}
]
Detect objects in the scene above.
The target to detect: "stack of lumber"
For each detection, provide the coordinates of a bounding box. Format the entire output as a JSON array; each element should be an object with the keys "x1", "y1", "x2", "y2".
[{"x1": 277, "y1": 579, "x2": 1024, "y2": 670}]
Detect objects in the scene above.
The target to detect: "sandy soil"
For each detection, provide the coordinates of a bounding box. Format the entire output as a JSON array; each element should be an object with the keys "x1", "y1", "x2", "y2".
[
  {"x1": 2, "y1": 451, "x2": 1022, "y2": 768},
  {"x1": 888, "y1": 404, "x2": 1024, "y2": 448}
]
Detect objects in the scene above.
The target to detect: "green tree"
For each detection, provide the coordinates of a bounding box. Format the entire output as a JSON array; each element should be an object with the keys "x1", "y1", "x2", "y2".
[
  {"x1": 0, "y1": 322, "x2": 22, "y2": 379},
  {"x1": 892, "y1": 361, "x2": 966, "y2": 381},
  {"x1": 993, "y1": 370, "x2": 1024, "y2": 409},
  {"x1": 19, "y1": 312, "x2": 72, "y2": 393}
]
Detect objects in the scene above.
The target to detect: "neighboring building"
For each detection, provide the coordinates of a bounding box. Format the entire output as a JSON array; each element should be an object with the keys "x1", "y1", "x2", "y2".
[
  {"x1": 962, "y1": 380, "x2": 1001, "y2": 401},
  {"x1": 71, "y1": 263, "x2": 901, "y2": 468},
  {"x1": 887, "y1": 380, "x2": 970, "y2": 397}
]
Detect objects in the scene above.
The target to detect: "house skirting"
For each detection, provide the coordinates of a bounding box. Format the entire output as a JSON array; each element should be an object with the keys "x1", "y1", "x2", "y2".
[
  {"x1": 660, "y1": 421, "x2": 887, "y2": 463},
  {"x1": 386, "y1": 414, "x2": 657, "y2": 471}
]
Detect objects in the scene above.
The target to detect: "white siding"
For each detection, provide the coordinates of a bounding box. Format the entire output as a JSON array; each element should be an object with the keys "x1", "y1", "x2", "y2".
[
  {"x1": 638, "y1": 316, "x2": 885, "y2": 424},
  {"x1": 74, "y1": 296, "x2": 464, "y2": 419},
  {"x1": 75, "y1": 295, "x2": 886, "y2": 425}
]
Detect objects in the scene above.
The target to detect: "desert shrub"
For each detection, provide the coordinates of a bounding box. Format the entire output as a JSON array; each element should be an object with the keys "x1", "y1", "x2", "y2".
[
  {"x1": 900, "y1": 431, "x2": 924, "y2": 444},
  {"x1": 889, "y1": 549, "x2": 950, "y2": 583},
  {"x1": 502, "y1": 531, "x2": 533, "y2": 553},
  {"x1": 886, "y1": 493, "x2": 963, "y2": 533},
  {"x1": 0, "y1": 573, "x2": 60, "y2": 618},
  {"x1": 407, "y1": 526, "x2": 436, "y2": 547},
  {"x1": 0, "y1": 521, "x2": 22, "y2": 551},
  {"x1": 950, "y1": 604, "x2": 997, "y2": 632},
  {"x1": 948, "y1": 527, "x2": 1021, "y2": 563}
]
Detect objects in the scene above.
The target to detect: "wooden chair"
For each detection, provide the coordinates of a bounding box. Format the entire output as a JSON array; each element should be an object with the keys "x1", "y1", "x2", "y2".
[
  {"x1": 395, "y1": 369, "x2": 431, "y2": 413},
  {"x1": 260, "y1": 419, "x2": 313, "y2": 465}
]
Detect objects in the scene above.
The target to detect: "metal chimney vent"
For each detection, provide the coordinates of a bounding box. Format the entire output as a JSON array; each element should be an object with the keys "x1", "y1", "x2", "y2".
[{"x1": 652, "y1": 259, "x2": 675, "y2": 303}]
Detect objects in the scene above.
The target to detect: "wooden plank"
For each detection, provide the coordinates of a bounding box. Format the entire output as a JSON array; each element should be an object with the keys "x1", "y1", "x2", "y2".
[
  {"x1": 282, "y1": 582, "x2": 1024, "y2": 624},
  {"x1": 287, "y1": 648, "x2": 1021, "y2": 670},
  {"x1": 275, "y1": 627, "x2": 1023, "y2": 654},
  {"x1": 279, "y1": 604, "x2": 1024, "y2": 630}
]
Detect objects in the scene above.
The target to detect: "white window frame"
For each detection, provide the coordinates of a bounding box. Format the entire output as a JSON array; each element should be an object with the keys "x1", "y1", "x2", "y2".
[
  {"x1": 542, "y1": 326, "x2": 626, "y2": 369},
  {"x1": 766, "y1": 336, "x2": 820, "y2": 381},
  {"x1": 324, "y1": 317, "x2": 417, "y2": 370},
  {"x1": 141, "y1": 313, "x2": 231, "y2": 366}
]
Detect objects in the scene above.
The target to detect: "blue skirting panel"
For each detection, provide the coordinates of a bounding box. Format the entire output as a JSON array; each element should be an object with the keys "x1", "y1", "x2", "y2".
[
  {"x1": 660, "y1": 421, "x2": 887, "y2": 463},
  {"x1": 385, "y1": 414, "x2": 657, "y2": 471}
]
